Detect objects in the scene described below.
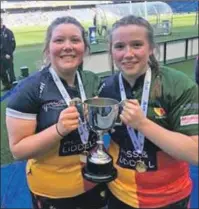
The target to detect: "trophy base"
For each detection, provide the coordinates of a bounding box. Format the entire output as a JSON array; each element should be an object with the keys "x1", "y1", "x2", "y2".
[{"x1": 82, "y1": 166, "x2": 117, "y2": 183}]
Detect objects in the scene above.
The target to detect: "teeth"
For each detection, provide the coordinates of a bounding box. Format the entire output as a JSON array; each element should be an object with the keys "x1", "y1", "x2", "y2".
[{"x1": 61, "y1": 55, "x2": 74, "y2": 58}]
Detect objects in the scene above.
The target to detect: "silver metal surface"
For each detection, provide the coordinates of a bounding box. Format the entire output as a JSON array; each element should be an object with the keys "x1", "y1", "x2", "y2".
[
  {"x1": 84, "y1": 97, "x2": 119, "y2": 131},
  {"x1": 89, "y1": 142, "x2": 112, "y2": 164}
]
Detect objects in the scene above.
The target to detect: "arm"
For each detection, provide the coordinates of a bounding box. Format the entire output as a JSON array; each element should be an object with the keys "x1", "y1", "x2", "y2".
[
  {"x1": 137, "y1": 118, "x2": 198, "y2": 165},
  {"x1": 6, "y1": 107, "x2": 79, "y2": 160},
  {"x1": 10, "y1": 30, "x2": 16, "y2": 53},
  {"x1": 6, "y1": 106, "x2": 80, "y2": 160},
  {"x1": 6, "y1": 72, "x2": 81, "y2": 160},
  {"x1": 120, "y1": 99, "x2": 198, "y2": 165},
  {"x1": 6, "y1": 117, "x2": 62, "y2": 160}
]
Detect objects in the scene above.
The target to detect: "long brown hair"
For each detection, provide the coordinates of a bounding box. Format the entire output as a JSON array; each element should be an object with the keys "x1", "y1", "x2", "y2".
[{"x1": 109, "y1": 15, "x2": 162, "y2": 99}]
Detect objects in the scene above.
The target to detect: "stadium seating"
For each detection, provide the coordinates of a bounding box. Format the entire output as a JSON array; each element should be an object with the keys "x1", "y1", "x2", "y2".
[{"x1": 167, "y1": 0, "x2": 197, "y2": 13}]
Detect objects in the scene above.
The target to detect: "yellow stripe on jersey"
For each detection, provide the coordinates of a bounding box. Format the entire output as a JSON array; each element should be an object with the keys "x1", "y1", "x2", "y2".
[{"x1": 108, "y1": 140, "x2": 139, "y2": 208}]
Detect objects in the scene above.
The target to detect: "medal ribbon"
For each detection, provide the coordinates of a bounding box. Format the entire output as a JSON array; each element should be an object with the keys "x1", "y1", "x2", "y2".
[
  {"x1": 49, "y1": 67, "x2": 89, "y2": 144},
  {"x1": 119, "y1": 68, "x2": 152, "y2": 153}
]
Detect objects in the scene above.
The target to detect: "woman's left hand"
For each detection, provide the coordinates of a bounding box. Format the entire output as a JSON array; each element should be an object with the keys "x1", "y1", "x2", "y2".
[{"x1": 120, "y1": 99, "x2": 146, "y2": 130}]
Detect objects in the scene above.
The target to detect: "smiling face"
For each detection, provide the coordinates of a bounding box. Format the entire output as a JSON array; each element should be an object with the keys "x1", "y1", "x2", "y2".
[
  {"x1": 47, "y1": 23, "x2": 85, "y2": 75},
  {"x1": 111, "y1": 25, "x2": 152, "y2": 79}
]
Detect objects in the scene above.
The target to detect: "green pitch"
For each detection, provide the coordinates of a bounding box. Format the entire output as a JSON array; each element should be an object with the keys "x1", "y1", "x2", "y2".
[
  {"x1": 13, "y1": 13, "x2": 198, "y2": 47},
  {"x1": 10, "y1": 13, "x2": 199, "y2": 77}
]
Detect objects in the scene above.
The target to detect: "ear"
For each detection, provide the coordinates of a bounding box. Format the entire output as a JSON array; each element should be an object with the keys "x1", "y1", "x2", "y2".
[
  {"x1": 149, "y1": 47, "x2": 153, "y2": 56},
  {"x1": 45, "y1": 48, "x2": 50, "y2": 60},
  {"x1": 46, "y1": 48, "x2": 50, "y2": 56}
]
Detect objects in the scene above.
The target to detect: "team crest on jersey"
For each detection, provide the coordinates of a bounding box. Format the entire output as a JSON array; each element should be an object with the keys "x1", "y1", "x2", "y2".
[{"x1": 153, "y1": 107, "x2": 166, "y2": 119}]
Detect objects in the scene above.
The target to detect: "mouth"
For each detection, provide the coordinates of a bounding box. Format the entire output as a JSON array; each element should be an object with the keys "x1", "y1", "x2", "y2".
[
  {"x1": 60, "y1": 54, "x2": 76, "y2": 59},
  {"x1": 122, "y1": 61, "x2": 138, "y2": 68}
]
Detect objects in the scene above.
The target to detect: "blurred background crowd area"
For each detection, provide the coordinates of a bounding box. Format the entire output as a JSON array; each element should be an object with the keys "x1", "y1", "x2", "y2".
[{"x1": 1, "y1": 0, "x2": 198, "y2": 28}]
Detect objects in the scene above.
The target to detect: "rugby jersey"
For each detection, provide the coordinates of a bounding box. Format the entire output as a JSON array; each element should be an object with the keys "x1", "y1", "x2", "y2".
[
  {"x1": 6, "y1": 67, "x2": 101, "y2": 198},
  {"x1": 99, "y1": 66, "x2": 198, "y2": 208}
]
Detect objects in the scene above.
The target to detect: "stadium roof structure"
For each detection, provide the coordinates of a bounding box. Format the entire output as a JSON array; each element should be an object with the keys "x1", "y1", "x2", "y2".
[
  {"x1": 1, "y1": 1, "x2": 112, "y2": 9},
  {"x1": 96, "y1": 1, "x2": 173, "y2": 36}
]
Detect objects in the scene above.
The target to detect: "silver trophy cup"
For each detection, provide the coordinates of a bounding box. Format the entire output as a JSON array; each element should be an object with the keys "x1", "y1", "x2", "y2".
[{"x1": 81, "y1": 97, "x2": 120, "y2": 183}]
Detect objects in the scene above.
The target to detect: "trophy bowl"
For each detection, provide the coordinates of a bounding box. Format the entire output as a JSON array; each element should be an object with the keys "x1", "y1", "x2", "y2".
[{"x1": 82, "y1": 97, "x2": 119, "y2": 183}]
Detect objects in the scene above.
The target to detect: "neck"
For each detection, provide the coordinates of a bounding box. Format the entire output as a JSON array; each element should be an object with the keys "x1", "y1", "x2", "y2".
[
  {"x1": 122, "y1": 74, "x2": 136, "y2": 87},
  {"x1": 122, "y1": 66, "x2": 148, "y2": 87},
  {"x1": 54, "y1": 68, "x2": 77, "y2": 87}
]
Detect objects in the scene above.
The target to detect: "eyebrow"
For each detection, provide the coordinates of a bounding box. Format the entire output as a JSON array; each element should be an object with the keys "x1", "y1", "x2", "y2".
[
  {"x1": 113, "y1": 40, "x2": 143, "y2": 44},
  {"x1": 53, "y1": 35, "x2": 82, "y2": 39}
]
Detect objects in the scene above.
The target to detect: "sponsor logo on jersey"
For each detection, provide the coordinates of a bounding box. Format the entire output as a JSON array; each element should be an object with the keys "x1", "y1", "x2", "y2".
[
  {"x1": 180, "y1": 103, "x2": 198, "y2": 110},
  {"x1": 42, "y1": 99, "x2": 66, "y2": 112},
  {"x1": 180, "y1": 114, "x2": 198, "y2": 126}
]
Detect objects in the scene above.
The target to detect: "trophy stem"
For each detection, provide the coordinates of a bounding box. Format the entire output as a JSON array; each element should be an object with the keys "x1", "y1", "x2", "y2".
[{"x1": 96, "y1": 130, "x2": 105, "y2": 144}]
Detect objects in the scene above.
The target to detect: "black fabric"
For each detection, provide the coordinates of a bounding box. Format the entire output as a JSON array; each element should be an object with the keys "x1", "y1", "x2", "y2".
[
  {"x1": 0, "y1": 25, "x2": 16, "y2": 56},
  {"x1": 31, "y1": 184, "x2": 108, "y2": 209},
  {"x1": 0, "y1": 57, "x2": 15, "y2": 86},
  {"x1": 108, "y1": 191, "x2": 190, "y2": 209},
  {"x1": 0, "y1": 25, "x2": 16, "y2": 86},
  {"x1": 7, "y1": 67, "x2": 101, "y2": 157}
]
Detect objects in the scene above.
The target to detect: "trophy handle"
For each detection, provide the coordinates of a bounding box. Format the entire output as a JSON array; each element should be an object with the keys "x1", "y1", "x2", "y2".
[
  {"x1": 70, "y1": 98, "x2": 92, "y2": 132},
  {"x1": 113, "y1": 100, "x2": 125, "y2": 127},
  {"x1": 69, "y1": 97, "x2": 86, "y2": 123}
]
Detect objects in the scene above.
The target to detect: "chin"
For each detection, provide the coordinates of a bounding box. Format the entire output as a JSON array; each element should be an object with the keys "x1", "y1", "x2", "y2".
[
  {"x1": 61, "y1": 64, "x2": 76, "y2": 70},
  {"x1": 123, "y1": 69, "x2": 137, "y2": 76}
]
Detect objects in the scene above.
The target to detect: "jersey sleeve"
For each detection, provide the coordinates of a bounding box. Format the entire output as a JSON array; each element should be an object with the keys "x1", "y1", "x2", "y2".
[
  {"x1": 6, "y1": 76, "x2": 40, "y2": 120},
  {"x1": 167, "y1": 76, "x2": 198, "y2": 136}
]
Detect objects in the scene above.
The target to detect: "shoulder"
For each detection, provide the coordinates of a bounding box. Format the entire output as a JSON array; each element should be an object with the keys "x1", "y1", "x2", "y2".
[
  {"x1": 98, "y1": 73, "x2": 119, "y2": 96},
  {"x1": 160, "y1": 65, "x2": 196, "y2": 91},
  {"x1": 101, "y1": 73, "x2": 118, "y2": 88},
  {"x1": 159, "y1": 66, "x2": 198, "y2": 106},
  {"x1": 6, "y1": 27, "x2": 14, "y2": 35},
  {"x1": 8, "y1": 67, "x2": 51, "y2": 102},
  {"x1": 17, "y1": 68, "x2": 49, "y2": 89}
]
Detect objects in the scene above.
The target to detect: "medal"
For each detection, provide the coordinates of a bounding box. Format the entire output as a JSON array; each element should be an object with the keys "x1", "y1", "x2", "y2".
[
  {"x1": 80, "y1": 145, "x2": 89, "y2": 163},
  {"x1": 135, "y1": 160, "x2": 147, "y2": 173},
  {"x1": 69, "y1": 97, "x2": 82, "y2": 107},
  {"x1": 80, "y1": 151, "x2": 88, "y2": 163}
]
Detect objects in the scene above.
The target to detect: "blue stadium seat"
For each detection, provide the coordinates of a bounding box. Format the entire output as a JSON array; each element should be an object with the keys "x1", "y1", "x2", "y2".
[{"x1": 167, "y1": 0, "x2": 197, "y2": 13}]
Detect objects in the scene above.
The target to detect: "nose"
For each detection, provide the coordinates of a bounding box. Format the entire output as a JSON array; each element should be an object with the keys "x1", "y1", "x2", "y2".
[
  {"x1": 124, "y1": 46, "x2": 134, "y2": 58},
  {"x1": 63, "y1": 40, "x2": 73, "y2": 51}
]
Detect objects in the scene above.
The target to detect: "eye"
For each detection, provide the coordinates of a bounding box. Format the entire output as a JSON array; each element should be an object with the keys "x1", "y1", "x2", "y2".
[
  {"x1": 54, "y1": 38, "x2": 64, "y2": 43},
  {"x1": 132, "y1": 42, "x2": 143, "y2": 48},
  {"x1": 114, "y1": 43, "x2": 125, "y2": 50},
  {"x1": 71, "y1": 37, "x2": 81, "y2": 43}
]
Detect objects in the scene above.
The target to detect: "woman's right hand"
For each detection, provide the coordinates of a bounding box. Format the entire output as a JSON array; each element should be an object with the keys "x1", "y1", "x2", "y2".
[{"x1": 56, "y1": 106, "x2": 80, "y2": 136}]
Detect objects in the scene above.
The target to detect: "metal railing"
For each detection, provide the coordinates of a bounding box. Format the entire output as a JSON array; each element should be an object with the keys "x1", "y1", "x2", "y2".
[{"x1": 155, "y1": 36, "x2": 198, "y2": 65}]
